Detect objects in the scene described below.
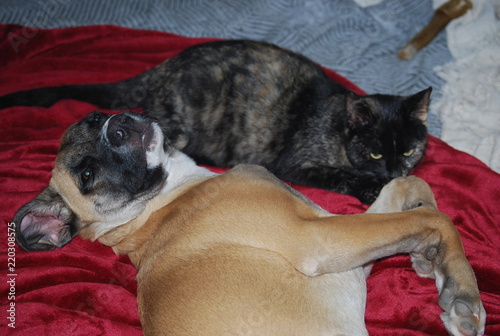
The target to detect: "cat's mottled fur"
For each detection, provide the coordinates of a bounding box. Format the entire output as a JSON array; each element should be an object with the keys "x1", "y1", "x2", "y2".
[{"x1": 0, "y1": 40, "x2": 431, "y2": 203}]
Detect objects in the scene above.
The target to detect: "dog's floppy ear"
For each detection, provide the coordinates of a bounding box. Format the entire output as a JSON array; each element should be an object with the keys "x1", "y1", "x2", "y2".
[{"x1": 14, "y1": 187, "x2": 79, "y2": 251}]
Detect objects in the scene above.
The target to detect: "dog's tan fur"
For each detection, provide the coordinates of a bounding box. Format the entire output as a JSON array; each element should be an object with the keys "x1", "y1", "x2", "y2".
[
  {"x1": 60, "y1": 164, "x2": 484, "y2": 335},
  {"x1": 15, "y1": 112, "x2": 485, "y2": 336}
]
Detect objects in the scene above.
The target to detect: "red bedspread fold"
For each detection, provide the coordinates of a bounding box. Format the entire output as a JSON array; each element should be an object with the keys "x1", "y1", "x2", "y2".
[{"x1": 0, "y1": 25, "x2": 498, "y2": 335}]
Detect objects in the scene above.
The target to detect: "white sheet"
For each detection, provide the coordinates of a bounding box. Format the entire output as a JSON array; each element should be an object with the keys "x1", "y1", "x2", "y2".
[{"x1": 431, "y1": 0, "x2": 500, "y2": 172}]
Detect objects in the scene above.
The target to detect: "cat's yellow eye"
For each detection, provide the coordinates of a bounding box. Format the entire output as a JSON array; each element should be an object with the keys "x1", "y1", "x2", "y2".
[
  {"x1": 370, "y1": 152, "x2": 383, "y2": 160},
  {"x1": 403, "y1": 149, "x2": 414, "y2": 156}
]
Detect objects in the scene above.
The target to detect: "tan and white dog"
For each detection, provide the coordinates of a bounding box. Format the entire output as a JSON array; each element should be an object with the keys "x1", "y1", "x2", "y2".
[{"x1": 14, "y1": 112, "x2": 485, "y2": 336}]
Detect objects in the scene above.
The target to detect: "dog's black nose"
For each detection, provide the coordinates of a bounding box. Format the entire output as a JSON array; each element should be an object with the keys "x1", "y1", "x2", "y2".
[{"x1": 107, "y1": 114, "x2": 144, "y2": 147}]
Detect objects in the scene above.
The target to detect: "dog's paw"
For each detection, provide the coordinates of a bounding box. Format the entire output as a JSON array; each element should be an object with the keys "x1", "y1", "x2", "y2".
[
  {"x1": 440, "y1": 295, "x2": 486, "y2": 336},
  {"x1": 408, "y1": 215, "x2": 486, "y2": 336},
  {"x1": 415, "y1": 252, "x2": 487, "y2": 336},
  {"x1": 436, "y1": 260, "x2": 486, "y2": 336},
  {"x1": 410, "y1": 249, "x2": 436, "y2": 279},
  {"x1": 367, "y1": 176, "x2": 437, "y2": 213},
  {"x1": 399, "y1": 176, "x2": 437, "y2": 211}
]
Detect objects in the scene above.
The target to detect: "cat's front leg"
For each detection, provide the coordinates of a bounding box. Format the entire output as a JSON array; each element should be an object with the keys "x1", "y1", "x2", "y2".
[
  {"x1": 273, "y1": 165, "x2": 389, "y2": 204},
  {"x1": 353, "y1": 176, "x2": 390, "y2": 204}
]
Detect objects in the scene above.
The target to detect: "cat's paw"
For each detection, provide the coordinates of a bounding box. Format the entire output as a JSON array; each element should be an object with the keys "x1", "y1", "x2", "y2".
[{"x1": 356, "y1": 183, "x2": 383, "y2": 204}]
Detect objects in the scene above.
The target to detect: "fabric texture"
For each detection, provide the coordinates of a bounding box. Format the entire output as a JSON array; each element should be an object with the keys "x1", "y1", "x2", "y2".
[{"x1": 0, "y1": 25, "x2": 498, "y2": 336}]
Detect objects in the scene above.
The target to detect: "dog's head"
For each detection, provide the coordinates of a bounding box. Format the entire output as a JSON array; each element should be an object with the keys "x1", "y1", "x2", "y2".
[{"x1": 14, "y1": 111, "x2": 170, "y2": 251}]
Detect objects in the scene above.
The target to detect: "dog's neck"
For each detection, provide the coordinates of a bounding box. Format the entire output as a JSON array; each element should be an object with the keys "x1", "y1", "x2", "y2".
[
  {"x1": 92, "y1": 149, "x2": 216, "y2": 255},
  {"x1": 161, "y1": 149, "x2": 216, "y2": 195}
]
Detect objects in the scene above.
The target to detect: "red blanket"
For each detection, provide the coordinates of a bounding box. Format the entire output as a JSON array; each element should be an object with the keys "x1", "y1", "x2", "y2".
[{"x1": 0, "y1": 25, "x2": 498, "y2": 335}]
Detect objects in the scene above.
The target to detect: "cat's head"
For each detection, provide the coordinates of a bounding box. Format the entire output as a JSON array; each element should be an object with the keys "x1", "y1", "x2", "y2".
[{"x1": 344, "y1": 87, "x2": 431, "y2": 180}]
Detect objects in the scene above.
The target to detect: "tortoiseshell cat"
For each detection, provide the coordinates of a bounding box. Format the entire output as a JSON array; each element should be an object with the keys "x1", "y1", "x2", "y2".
[{"x1": 0, "y1": 40, "x2": 431, "y2": 203}]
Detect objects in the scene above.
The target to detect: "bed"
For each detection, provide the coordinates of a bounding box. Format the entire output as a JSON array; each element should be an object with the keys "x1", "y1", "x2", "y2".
[{"x1": 0, "y1": 22, "x2": 498, "y2": 336}]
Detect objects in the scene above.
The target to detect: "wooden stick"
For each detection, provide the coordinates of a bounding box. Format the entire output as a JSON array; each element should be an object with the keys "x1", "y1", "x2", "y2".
[{"x1": 398, "y1": 0, "x2": 473, "y2": 60}]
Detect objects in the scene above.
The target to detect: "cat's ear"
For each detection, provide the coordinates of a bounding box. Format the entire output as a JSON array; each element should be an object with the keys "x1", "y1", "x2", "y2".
[
  {"x1": 346, "y1": 92, "x2": 373, "y2": 127},
  {"x1": 13, "y1": 187, "x2": 79, "y2": 251},
  {"x1": 404, "y1": 87, "x2": 432, "y2": 125}
]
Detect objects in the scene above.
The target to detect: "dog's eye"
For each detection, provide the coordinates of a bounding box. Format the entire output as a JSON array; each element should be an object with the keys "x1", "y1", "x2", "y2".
[
  {"x1": 79, "y1": 167, "x2": 95, "y2": 194},
  {"x1": 81, "y1": 168, "x2": 93, "y2": 184},
  {"x1": 87, "y1": 112, "x2": 104, "y2": 125},
  {"x1": 74, "y1": 157, "x2": 97, "y2": 193}
]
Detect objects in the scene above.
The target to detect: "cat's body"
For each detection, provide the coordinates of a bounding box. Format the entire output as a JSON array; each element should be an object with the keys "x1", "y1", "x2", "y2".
[{"x1": 0, "y1": 40, "x2": 431, "y2": 203}]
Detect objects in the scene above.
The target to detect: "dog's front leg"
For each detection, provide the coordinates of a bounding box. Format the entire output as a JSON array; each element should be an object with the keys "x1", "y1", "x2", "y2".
[
  {"x1": 362, "y1": 176, "x2": 439, "y2": 276},
  {"x1": 282, "y1": 177, "x2": 485, "y2": 336}
]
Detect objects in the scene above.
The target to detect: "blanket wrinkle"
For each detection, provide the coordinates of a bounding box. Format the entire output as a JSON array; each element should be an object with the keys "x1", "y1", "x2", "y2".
[{"x1": 0, "y1": 25, "x2": 498, "y2": 336}]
